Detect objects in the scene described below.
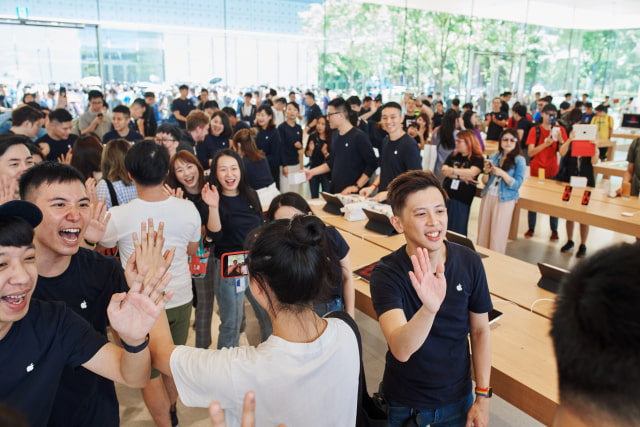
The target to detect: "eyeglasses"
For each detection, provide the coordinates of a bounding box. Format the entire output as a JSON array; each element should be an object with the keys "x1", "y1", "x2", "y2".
[
  {"x1": 155, "y1": 138, "x2": 176, "y2": 143},
  {"x1": 327, "y1": 111, "x2": 342, "y2": 117},
  {"x1": 501, "y1": 138, "x2": 518, "y2": 143}
]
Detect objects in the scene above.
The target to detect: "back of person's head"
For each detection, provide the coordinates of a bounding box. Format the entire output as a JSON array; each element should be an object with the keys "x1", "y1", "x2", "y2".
[
  {"x1": 101, "y1": 138, "x2": 132, "y2": 185},
  {"x1": 346, "y1": 96, "x2": 361, "y2": 107},
  {"x1": 451, "y1": 98, "x2": 460, "y2": 107},
  {"x1": 87, "y1": 90, "x2": 104, "y2": 101},
  {"x1": 574, "y1": 101, "x2": 584, "y2": 109},
  {"x1": 387, "y1": 170, "x2": 447, "y2": 216},
  {"x1": 125, "y1": 140, "x2": 169, "y2": 187},
  {"x1": 167, "y1": 150, "x2": 205, "y2": 192},
  {"x1": 551, "y1": 243, "x2": 640, "y2": 426},
  {"x1": 11, "y1": 105, "x2": 44, "y2": 127},
  {"x1": 247, "y1": 215, "x2": 335, "y2": 313},
  {"x1": 48, "y1": 108, "x2": 72, "y2": 124},
  {"x1": 156, "y1": 123, "x2": 183, "y2": 142},
  {"x1": 363, "y1": 95, "x2": 372, "y2": 103},
  {"x1": 266, "y1": 192, "x2": 311, "y2": 221},
  {"x1": 439, "y1": 109, "x2": 459, "y2": 149},
  {"x1": 186, "y1": 110, "x2": 209, "y2": 132},
  {"x1": 222, "y1": 106, "x2": 237, "y2": 118},
  {"x1": 112, "y1": 104, "x2": 130, "y2": 118},
  {"x1": 19, "y1": 161, "x2": 85, "y2": 201},
  {"x1": 71, "y1": 134, "x2": 103, "y2": 180},
  {"x1": 568, "y1": 108, "x2": 584, "y2": 125},
  {"x1": 233, "y1": 128, "x2": 264, "y2": 162},
  {"x1": 203, "y1": 100, "x2": 219, "y2": 110},
  {"x1": 595, "y1": 104, "x2": 607, "y2": 113},
  {"x1": 543, "y1": 95, "x2": 554, "y2": 103},
  {"x1": 513, "y1": 104, "x2": 527, "y2": 118}
]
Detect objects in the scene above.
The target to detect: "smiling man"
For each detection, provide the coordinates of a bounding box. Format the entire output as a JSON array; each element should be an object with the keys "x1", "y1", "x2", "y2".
[
  {"x1": 18, "y1": 161, "x2": 133, "y2": 426},
  {"x1": 0, "y1": 199, "x2": 171, "y2": 426},
  {"x1": 360, "y1": 102, "x2": 421, "y2": 202},
  {"x1": 369, "y1": 170, "x2": 493, "y2": 427}
]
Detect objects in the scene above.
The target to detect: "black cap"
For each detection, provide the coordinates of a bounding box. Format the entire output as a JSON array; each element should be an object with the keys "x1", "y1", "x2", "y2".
[{"x1": 0, "y1": 201, "x2": 42, "y2": 228}]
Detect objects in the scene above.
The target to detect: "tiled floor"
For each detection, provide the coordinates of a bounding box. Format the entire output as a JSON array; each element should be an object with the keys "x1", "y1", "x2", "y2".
[{"x1": 117, "y1": 143, "x2": 634, "y2": 426}]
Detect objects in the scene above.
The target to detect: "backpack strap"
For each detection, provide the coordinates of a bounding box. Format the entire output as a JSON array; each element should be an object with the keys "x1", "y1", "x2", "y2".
[{"x1": 103, "y1": 179, "x2": 120, "y2": 207}]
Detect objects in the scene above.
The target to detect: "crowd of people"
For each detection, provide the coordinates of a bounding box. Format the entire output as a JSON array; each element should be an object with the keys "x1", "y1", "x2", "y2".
[{"x1": 0, "y1": 82, "x2": 639, "y2": 427}]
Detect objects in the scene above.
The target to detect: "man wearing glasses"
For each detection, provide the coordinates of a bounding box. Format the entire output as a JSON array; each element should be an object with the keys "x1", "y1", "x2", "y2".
[{"x1": 154, "y1": 124, "x2": 193, "y2": 158}]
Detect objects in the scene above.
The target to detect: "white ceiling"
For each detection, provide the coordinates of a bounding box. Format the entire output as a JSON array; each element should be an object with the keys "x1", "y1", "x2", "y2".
[{"x1": 360, "y1": 0, "x2": 640, "y2": 30}]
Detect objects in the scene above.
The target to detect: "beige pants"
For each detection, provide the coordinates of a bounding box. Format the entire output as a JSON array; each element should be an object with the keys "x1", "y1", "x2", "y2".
[{"x1": 476, "y1": 194, "x2": 516, "y2": 254}]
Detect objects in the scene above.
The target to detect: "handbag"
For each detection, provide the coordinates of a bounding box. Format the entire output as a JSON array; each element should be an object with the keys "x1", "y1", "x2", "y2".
[{"x1": 325, "y1": 311, "x2": 387, "y2": 427}]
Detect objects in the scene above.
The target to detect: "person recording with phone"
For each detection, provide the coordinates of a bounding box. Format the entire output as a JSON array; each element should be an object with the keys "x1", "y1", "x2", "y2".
[{"x1": 524, "y1": 104, "x2": 567, "y2": 241}]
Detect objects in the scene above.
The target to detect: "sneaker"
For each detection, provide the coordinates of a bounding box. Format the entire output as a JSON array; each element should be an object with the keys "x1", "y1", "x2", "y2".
[
  {"x1": 561, "y1": 240, "x2": 575, "y2": 253},
  {"x1": 524, "y1": 229, "x2": 534, "y2": 238},
  {"x1": 170, "y1": 407, "x2": 179, "y2": 427},
  {"x1": 576, "y1": 244, "x2": 587, "y2": 258},
  {"x1": 550, "y1": 231, "x2": 559, "y2": 241}
]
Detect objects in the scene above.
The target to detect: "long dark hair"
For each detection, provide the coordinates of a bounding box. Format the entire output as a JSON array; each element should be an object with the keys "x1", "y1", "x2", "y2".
[
  {"x1": 438, "y1": 109, "x2": 459, "y2": 150},
  {"x1": 498, "y1": 128, "x2": 523, "y2": 172},
  {"x1": 208, "y1": 149, "x2": 262, "y2": 217},
  {"x1": 312, "y1": 115, "x2": 332, "y2": 152},
  {"x1": 166, "y1": 151, "x2": 205, "y2": 194},
  {"x1": 266, "y1": 192, "x2": 311, "y2": 221}
]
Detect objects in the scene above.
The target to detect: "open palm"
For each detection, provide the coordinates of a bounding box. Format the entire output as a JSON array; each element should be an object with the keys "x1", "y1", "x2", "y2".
[{"x1": 408, "y1": 247, "x2": 447, "y2": 314}]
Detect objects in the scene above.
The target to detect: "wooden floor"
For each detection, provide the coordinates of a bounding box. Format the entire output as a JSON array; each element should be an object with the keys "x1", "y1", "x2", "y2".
[{"x1": 116, "y1": 144, "x2": 634, "y2": 427}]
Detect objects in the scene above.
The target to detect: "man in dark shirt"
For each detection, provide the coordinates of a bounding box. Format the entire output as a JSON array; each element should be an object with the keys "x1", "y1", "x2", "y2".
[
  {"x1": 304, "y1": 98, "x2": 377, "y2": 194},
  {"x1": 559, "y1": 93, "x2": 572, "y2": 114},
  {"x1": 484, "y1": 97, "x2": 507, "y2": 142},
  {"x1": 172, "y1": 85, "x2": 196, "y2": 129},
  {"x1": 370, "y1": 170, "x2": 492, "y2": 427},
  {"x1": 36, "y1": 109, "x2": 77, "y2": 161},
  {"x1": 512, "y1": 104, "x2": 532, "y2": 157},
  {"x1": 222, "y1": 107, "x2": 250, "y2": 135},
  {"x1": 360, "y1": 102, "x2": 421, "y2": 201},
  {"x1": 304, "y1": 91, "x2": 323, "y2": 134}
]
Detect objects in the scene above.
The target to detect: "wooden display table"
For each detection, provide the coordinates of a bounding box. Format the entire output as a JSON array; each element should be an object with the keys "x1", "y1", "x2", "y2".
[{"x1": 593, "y1": 160, "x2": 628, "y2": 179}]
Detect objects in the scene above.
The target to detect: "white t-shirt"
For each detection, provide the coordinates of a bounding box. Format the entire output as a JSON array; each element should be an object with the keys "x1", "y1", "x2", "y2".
[
  {"x1": 100, "y1": 197, "x2": 201, "y2": 308},
  {"x1": 170, "y1": 318, "x2": 360, "y2": 427}
]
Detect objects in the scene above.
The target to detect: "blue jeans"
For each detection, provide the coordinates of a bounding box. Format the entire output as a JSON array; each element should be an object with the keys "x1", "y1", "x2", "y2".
[
  {"x1": 387, "y1": 393, "x2": 473, "y2": 427},
  {"x1": 213, "y1": 257, "x2": 245, "y2": 349},
  {"x1": 314, "y1": 296, "x2": 344, "y2": 317},
  {"x1": 528, "y1": 211, "x2": 558, "y2": 232},
  {"x1": 309, "y1": 174, "x2": 331, "y2": 199},
  {"x1": 245, "y1": 286, "x2": 272, "y2": 343}
]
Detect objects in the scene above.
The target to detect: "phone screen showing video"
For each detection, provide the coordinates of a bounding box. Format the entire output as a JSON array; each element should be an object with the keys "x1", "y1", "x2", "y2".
[
  {"x1": 562, "y1": 185, "x2": 572, "y2": 202},
  {"x1": 581, "y1": 190, "x2": 591, "y2": 206},
  {"x1": 221, "y1": 251, "x2": 249, "y2": 278}
]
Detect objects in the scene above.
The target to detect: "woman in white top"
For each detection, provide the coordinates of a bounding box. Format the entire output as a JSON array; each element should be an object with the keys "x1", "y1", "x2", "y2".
[{"x1": 151, "y1": 215, "x2": 360, "y2": 427}]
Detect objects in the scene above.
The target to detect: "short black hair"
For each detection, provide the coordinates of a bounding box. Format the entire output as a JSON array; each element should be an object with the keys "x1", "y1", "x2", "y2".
[
  {"x1": 0, "y1": 134, "x2": 32, "y2": 159},
  {"x1": 155, "y1": 123, "x2": 183, "y2": 142},
  {"x1": 328, "y1": 97, "x2": 348, "y2": 114},
  {"x1": 305, "y1": 91, "x2": 315, "y2": 100},
  {"x1": 48, "y1": 109, "x2": 73, "y2": 124},
  {"x1": 346, "y1": 96, "x2": 361, "y2": 107},
  {"x1": 542, "y1": 104, "x2": 558, "y2": 114},
  {"x1": 451, "y1": 98, "x2": 460, "y2": 107},
  {"x1": 387, "y1": 170, "x2": 448, "y2": 216},
  {"x1": 513, "y1": 104, "x2": 527, "y2": 117},
  {"x1": 203, "y1": 100, "x2": 219, "y2": 110},
  {"x1": 381, "y1": 101, "x2": 402, "y2": 113},
  {"x1": 87, "y1": 90, "x2": 104, "y2": 101},
  {"x1": 0, "y1": 216, "x2": 34, "y2": 248},
  {"x1": 222, "y1": 106, "x2": 236, "y2": 118},
  {"x1": 125, "y1": 140, "x2": 169, "y2": 187},
  {"x1": 564, "y1": 92, "x2": 572, "y2": 97},
  {"x1": 551, "y1": 243, "x2": 640, "y2": 425},
  {"x1": 585, "y1": 102, "x2": 593, "y2": 108},
  {"x1": 462, "y1": 102, "x2": 473, "y2": 110},
  {"x1": 112, "y1": 105, "x2": 130, "y2": 117},
  {"x1": 595, "y1": 104, "x2": 607, "y2": 112},
  {"x1": 19, "y1": 161, "x2": 85, "y2": 201},
  {"x1": 363, "y1": 96, "x2": 372, "y2": 102},
  {"x1": 144, "y1": 92, "x2": 155, "y2": 99},
  {"x1": 286, "y1": 101, "x2": 300, "y2": 112},
  {"x1": 179, "y1": 84, "x2": 189, "y2": 91}
]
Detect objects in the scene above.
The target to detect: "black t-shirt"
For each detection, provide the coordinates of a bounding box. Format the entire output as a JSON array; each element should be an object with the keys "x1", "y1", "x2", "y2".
[
  {"x1": 306, "y1": 103, "x2": 322, "y2": 127},
  {"x1": 37, "y1": 133, "x2": 78, "y2": 161},
  {"x1": 378, "y1": 133, "x2": 421, "y2": 191},
  {"x1": 197, "y1": 135, "x2": 231, "y2": 170},
  {"x1": 432, "y1": 112, "x2": 444, "y2": 129},
  {"x1": 370, "y1": 242, "x2": 492, "y2": 409},
  {"x1": 442, "y1": 153, "x2": 484, "y2": 205},
  {"x1": 103, "y1": 129, "x2": 143, "y2": 144},
  {"x1": 305, "y1": 134, "x2": 330, "y2": 169},
  {"x1": 326, "y1": 127, "x2": 377, "y2": 193},
  {"x1": 32, "y1": 249, "x2": 128, "y2": 427},
  {"x1": 208, "y1": 193, "x2": 263, "y2": 258},
  {"x1": 255, "y1": 127, "x2": 282, "y2": 170},
  {"x1": 172, "y1": 98, "x2": 196, "y2": 128},
  {"x1": 517, "y1": 117, "x2": 533, "y2": 149},
  {"x1": 403, "y1": 114, "x2": 417, "y2": 130},
  {"x1": 277, "y1": 121, "x2": 303, "y2": 166},
  {"x1": 184, "y1": 191, "x2": 210, "y2": 226},
  {"x1": 243, "y1": 156, "x2": 274, "y2": 190},
  {"x1": 486, "y1": 111, "x2": 507, "y2": 141},
  {"x1": 324, "y1": 226, "x2": 349, "y2": 300},
  {"x1": 559, "y1": 101, "x2": 571, "y2": 110},
  {"x1": 0, "y1": 300, "x2": 108, "y2": 427}
]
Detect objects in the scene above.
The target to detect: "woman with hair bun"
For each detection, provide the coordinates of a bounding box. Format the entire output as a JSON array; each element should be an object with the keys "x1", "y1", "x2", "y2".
[{"x1": 151, "y1": 215, "x2": 360, "y2": 427}]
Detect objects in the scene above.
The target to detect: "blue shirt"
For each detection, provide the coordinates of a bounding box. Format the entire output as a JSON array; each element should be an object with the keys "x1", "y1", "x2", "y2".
[{"x1": 370, "y1": 242, "x2": 492, "y2": 409}]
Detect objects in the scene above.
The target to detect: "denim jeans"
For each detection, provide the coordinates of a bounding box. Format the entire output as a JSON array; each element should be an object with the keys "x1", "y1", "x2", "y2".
[
  {"x1": 314, "y1": 296, "x2": 344, "y2": 317},
  {"x1": 213, "y1": 257, "x2": 245, "y2": 349},
  {"x1": 445, "y1": 198, "x2": 471, "y2": 237},
  {"x1": 309, "y1": 174, "x2": 331, "y2": 199},
  {"x1": 387, "y1": 393, "x2": 473, "y2": 427},
  {"x1": 245, "y1": 286, "x2": 272, "y2": 343},
  {"x1": 528, "y1": 211, "x2": 558, "y2": 232}
]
